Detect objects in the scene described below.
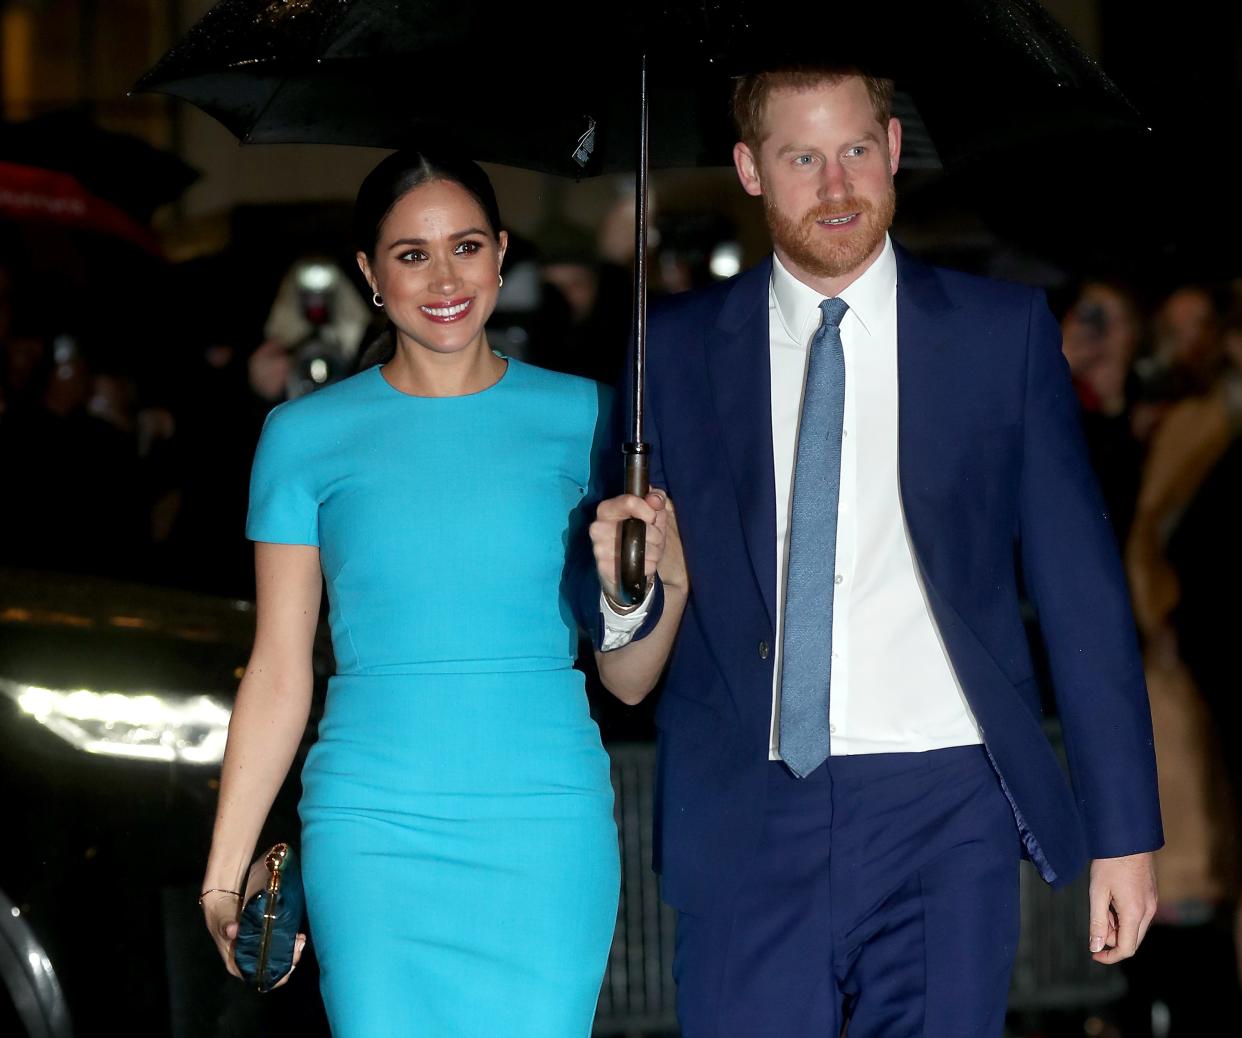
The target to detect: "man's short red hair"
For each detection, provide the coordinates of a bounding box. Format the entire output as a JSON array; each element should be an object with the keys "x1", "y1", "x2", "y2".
[{"x1": 732, "y1": 68, "x2": 895, "y2": 151}]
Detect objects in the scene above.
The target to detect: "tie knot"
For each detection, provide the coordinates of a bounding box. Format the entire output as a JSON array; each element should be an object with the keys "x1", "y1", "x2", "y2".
[{"x1": 819, "y1": 297, "x2": 849, "y2": 328}]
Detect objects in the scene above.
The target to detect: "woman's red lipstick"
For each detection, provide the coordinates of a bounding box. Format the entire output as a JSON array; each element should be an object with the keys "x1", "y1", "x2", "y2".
[{"x1": 418, "y1": 297, "x2": 474, "y2": 323}]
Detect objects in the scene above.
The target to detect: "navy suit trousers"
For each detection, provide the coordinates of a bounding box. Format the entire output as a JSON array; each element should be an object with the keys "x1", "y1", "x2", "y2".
[{"x1": 673, "y1": 746, "x2": 1022, "y2": 1037}]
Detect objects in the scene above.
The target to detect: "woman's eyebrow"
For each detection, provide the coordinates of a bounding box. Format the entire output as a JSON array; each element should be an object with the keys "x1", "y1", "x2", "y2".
[{"x1": 387, "y1": 228, "x2": 489, "y2": 249}]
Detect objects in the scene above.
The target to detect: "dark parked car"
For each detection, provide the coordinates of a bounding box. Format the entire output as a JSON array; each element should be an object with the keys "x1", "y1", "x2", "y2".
[{"x1": 0, "y1": 568, "x2": 331, "y2": 1037}]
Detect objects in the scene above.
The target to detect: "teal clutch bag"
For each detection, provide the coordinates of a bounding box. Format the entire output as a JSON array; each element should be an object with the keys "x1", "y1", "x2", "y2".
[{"x1": 233, "y1": 843, "x2": 305, "y2": 993}]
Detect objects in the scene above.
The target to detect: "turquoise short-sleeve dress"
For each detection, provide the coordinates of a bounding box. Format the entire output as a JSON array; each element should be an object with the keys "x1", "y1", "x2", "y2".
[{"x1": 247, "y1": 358, "x2": 619, "y2": 1037}]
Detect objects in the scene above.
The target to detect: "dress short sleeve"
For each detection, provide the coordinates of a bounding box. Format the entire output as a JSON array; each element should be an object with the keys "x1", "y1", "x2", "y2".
[{"x1": 246, "y1": 403, "x2": 320, "y2": 546}]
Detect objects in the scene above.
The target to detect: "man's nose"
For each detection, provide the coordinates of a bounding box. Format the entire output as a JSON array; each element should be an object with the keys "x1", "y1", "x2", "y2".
[{"x1": 817, "y1": 162, "x2": 849, "y2": 201}]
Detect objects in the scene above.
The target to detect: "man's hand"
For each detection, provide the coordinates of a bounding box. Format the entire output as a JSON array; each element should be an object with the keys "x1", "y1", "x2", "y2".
[
  {"x1": 590, "y1": 490, "x2": 673, "y2": 607},
  {"x1": 1088, "y1": 852, "x2": 1158, "y2": 963}
]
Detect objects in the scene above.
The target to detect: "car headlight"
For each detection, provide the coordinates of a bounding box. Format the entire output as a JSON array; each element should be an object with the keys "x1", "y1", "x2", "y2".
[{"x1": 0, "y1": 678, "x2": 231, "y2": 765}]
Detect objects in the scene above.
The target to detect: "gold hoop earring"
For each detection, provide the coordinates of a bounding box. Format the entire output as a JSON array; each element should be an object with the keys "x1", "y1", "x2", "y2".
[
  {"x1": 498, "y1": 274, "x2": 504, "y2": 288},
  {"x1": 372, "y1": 291, "x2": 383, "y2": 307}
]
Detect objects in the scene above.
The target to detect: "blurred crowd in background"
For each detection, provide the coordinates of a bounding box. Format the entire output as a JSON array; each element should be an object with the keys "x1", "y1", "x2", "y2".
[
  {"x1": 0, "y1": 153, "x2": 760, "y2": 593},
  {"x1": 1054, "y1": 274, "x2": 1242, "y2": 1031}
]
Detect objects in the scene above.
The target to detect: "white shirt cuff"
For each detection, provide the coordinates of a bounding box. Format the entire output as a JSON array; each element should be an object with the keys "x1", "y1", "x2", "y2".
[{"x1": 599, "y1": 584, "x2": 655, "y2": 651}]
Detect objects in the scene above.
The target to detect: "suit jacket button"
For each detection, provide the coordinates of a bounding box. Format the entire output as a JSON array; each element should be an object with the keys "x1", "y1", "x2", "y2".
[{"x1": 758, "y1": 641, "x2": 770, "y2": 660}]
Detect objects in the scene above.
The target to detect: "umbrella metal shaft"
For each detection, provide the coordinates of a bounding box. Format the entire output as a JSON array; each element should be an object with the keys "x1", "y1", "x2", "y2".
[
  {"x1": 631, "y1": 51, "x2": 648, "y2": 447},
  {"x1": 619, "y1": 51, "x2": 652, "y2": 605}
]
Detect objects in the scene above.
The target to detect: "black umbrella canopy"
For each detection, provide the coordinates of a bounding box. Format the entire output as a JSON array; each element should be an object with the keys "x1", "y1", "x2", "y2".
[
  {"x1": 136, "y1": 0, "x2": 675, "y2": 170},
  {"x1": 137, "y1": 0, "x2": 1146, "y2": 176}
]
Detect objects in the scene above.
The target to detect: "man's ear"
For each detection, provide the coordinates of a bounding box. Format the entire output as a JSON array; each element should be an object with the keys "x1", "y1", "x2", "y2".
[
  {"x1": 887, "y1": 117, "x2": 903, "y2": 176},
  {"x1": 733, "y1": 141, "x2": 763, "y2": 198}
]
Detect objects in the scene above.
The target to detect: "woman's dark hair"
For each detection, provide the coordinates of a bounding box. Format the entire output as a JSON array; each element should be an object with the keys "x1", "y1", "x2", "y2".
[{"x1": 353, "y1": 148, "x2": 503, "y2": 259}]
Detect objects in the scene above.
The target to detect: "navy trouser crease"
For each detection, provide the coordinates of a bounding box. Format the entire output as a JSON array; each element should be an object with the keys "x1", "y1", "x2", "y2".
[{"x1": 673, "y1": 746, "x2": 1022, "y2": 1038}]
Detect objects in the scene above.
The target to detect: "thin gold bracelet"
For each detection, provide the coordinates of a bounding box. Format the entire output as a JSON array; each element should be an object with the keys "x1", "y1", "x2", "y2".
[{"x1": 198, "y1": 888, "x2": 242, "y2": 905}]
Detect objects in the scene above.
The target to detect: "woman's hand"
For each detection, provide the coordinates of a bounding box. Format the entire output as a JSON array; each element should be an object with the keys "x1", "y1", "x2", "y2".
[
  {"x1": 591, "y1": 489, "x2": 690, "y2": 704},
  {"x1": 270, "y1": 934, "x2": 308, "y2": 989},
  {"x1": 590, "y1": 489, "x2": 675, "y2": 606},
  {"x1": 201, "y1": 890, "x2": 243, "y2": 979},
  {"x1": 201, "y1": 890, "x2": 308, "y2": 987}
]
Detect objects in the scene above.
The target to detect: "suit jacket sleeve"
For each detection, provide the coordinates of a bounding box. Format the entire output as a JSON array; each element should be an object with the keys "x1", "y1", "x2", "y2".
[{"x1": 1017, "y1": 292, "x2": 1164, "y2": 859}]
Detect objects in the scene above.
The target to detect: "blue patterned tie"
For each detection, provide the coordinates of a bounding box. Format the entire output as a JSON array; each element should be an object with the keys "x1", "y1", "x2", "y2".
[{"x1": 779, "y1": 297, "x2": 849, "y2": 778}]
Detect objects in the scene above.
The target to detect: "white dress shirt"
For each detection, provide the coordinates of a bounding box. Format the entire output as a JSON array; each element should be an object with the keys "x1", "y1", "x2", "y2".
[{"x1": 603, "y1": 236, "x2": 982, "y2": 758}]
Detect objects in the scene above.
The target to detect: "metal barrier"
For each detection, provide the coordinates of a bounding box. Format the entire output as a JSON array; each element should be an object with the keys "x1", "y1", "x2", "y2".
[
  {"x1": 1009, "y1": 862, "x2": 1126, "y2": 1011},
  {"x1": 1007, "y1": 718, "x2": 1128, "y2": 1012},
  {"x1": 596, "y1": 744, "x2": 679, "y2": 1036},
  {"x1": 595, "y1": 738, "x2": 1124, "y2": 1035}
]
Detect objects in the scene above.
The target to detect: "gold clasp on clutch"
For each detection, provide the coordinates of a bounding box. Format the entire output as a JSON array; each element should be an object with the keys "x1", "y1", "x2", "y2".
[{"x1": 255, "y1": 841, "x2": 289, "y2": 985}]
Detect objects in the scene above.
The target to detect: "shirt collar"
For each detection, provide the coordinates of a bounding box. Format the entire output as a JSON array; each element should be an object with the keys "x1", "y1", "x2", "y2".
[{"x1": 770, "y1": 234, "x2": 897, "y2": 343}]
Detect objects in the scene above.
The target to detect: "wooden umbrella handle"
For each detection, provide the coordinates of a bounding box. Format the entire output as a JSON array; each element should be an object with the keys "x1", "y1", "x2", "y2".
[{"x1": 617, "y1": 444, "x2": 650, "y2": 606}]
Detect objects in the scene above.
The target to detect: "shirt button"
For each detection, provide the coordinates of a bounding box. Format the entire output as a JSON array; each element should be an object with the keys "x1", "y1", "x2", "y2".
[
  {"x1": 829, "y1": 724, "x2": 837, "y2": 734},
  {"x1": 834, "y1": 574, "x2": 844, "y2": 585},
  {"x1": 758, "y1": 641, "x2": 770, "y2": 660}
]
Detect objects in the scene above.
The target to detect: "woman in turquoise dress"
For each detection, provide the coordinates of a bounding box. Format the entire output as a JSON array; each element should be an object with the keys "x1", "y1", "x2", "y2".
[{"x1": 198, "y1": 150, "x2": 678, "y2": 1035}]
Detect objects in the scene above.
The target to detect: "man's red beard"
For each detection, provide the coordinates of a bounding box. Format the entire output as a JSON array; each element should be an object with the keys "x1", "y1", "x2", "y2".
[{"x1": 764, "y1": 186, "x2": 896, "y2": 281}]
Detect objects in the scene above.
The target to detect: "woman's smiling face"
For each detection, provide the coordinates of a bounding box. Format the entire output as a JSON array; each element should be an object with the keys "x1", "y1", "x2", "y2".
[{"x1": 360, "y1": 178, "x2": 507, "y2": 356}]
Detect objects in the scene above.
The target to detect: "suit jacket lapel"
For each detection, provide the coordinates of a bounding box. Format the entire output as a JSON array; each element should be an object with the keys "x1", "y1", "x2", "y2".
[{"x1": 706, "y1": 258, "x2": 778, "y2": 628}]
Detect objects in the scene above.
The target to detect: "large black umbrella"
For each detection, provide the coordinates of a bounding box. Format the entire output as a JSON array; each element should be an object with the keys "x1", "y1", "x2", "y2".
[
  {"x1": 136, "y1": 0, "x2": 1150, "y2": 600},
  {"x1": 135, "y1": 1, "x2": 1141, "y2": 171}
]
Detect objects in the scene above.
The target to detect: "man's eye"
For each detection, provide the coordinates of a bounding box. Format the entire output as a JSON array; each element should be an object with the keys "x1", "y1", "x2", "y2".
[
  {"x1": 794, "y1": 154, "x2": 814, "y2": 166},
  {"x1": 845, "y1": 146, "x2": 866, "y2": 158}
]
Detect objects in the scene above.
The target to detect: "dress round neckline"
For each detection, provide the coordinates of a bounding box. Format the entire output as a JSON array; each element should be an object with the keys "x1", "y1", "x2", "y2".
[{"x1": 375, "y1": 355, "x2": 512, "y2": 400}]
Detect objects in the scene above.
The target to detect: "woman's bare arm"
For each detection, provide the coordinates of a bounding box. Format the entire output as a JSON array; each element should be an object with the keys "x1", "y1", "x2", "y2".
[{"x1": 200, "y1": 541, "x2": 321, "y2": 974}]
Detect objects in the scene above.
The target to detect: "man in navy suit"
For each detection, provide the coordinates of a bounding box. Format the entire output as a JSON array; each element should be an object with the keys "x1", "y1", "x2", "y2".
[{"x1": 583, "y1": 67, "x2": 1161, "y2": 1037}]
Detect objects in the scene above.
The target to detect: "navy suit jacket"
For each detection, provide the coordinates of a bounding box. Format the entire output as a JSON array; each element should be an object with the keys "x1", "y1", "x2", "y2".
[{"x1": 573, "y1": 244, "x2": 1163, "y2": 915}]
